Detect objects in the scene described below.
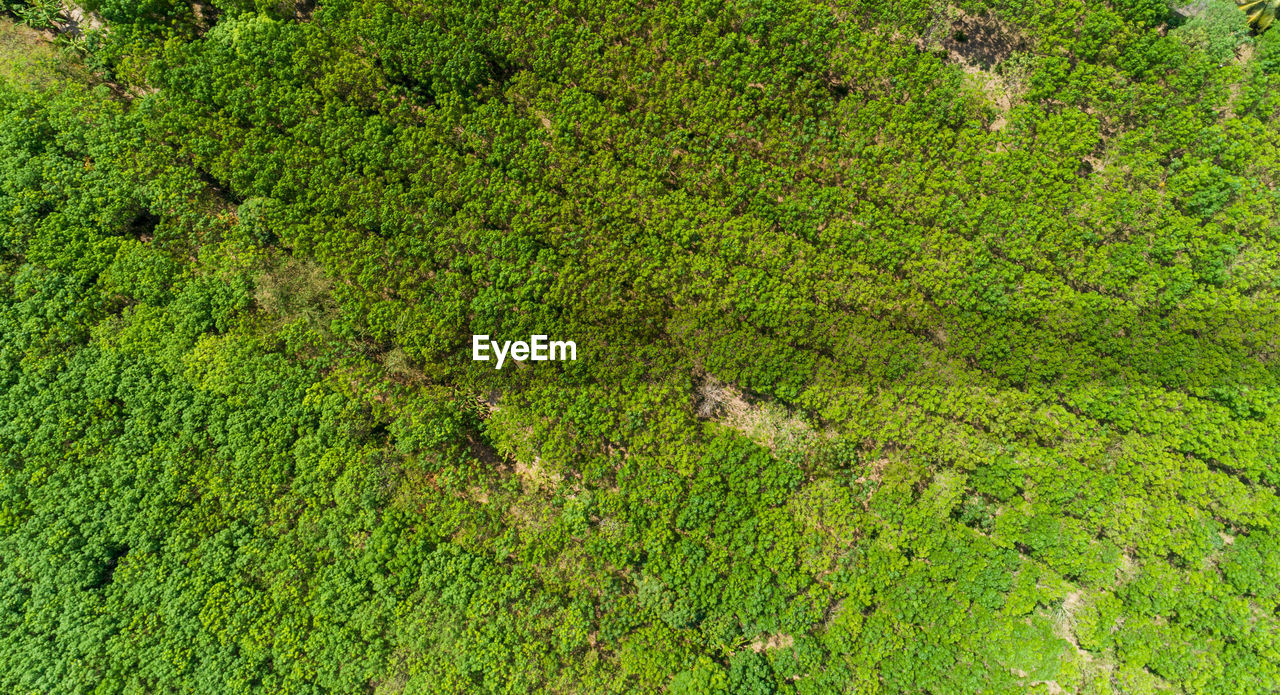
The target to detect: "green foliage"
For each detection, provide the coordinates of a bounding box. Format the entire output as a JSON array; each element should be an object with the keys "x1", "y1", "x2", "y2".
[
  {"x1": 0, "y1": 1, "x2": 1278, "y2": 694},
  {"x1": 1175, "y1": 1, "x2": 1252, "y2": 62},
  {"x1": 0, "y1": 0, "x2": 64, "y2": 30}
]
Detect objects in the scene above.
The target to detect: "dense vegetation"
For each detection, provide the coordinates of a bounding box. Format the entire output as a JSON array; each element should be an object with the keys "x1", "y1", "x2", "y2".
[{"x1": 1, "y1": 0, "x2": 1278, "y2": 693}]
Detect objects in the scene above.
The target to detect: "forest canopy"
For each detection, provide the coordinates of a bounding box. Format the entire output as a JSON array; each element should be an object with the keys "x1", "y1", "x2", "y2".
[{"x1": 0, "y1": 0, "x2": 1278, "y2": 693}]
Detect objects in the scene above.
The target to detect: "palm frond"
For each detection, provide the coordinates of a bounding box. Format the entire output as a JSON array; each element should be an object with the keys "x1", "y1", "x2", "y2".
[{"x1": 1238, "y1": 0, "x2": 1280, "y2": 31}]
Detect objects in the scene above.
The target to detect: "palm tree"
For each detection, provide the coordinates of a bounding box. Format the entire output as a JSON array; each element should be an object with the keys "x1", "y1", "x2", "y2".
[{"x1": 1239, "y1": 0, "x2": 1280, "y2": 31}]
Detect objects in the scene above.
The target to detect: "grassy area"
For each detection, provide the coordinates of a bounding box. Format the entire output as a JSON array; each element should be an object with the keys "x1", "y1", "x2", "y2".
[{"x1": 0, "y1": 17, "x2": 74, "y2": 88}]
